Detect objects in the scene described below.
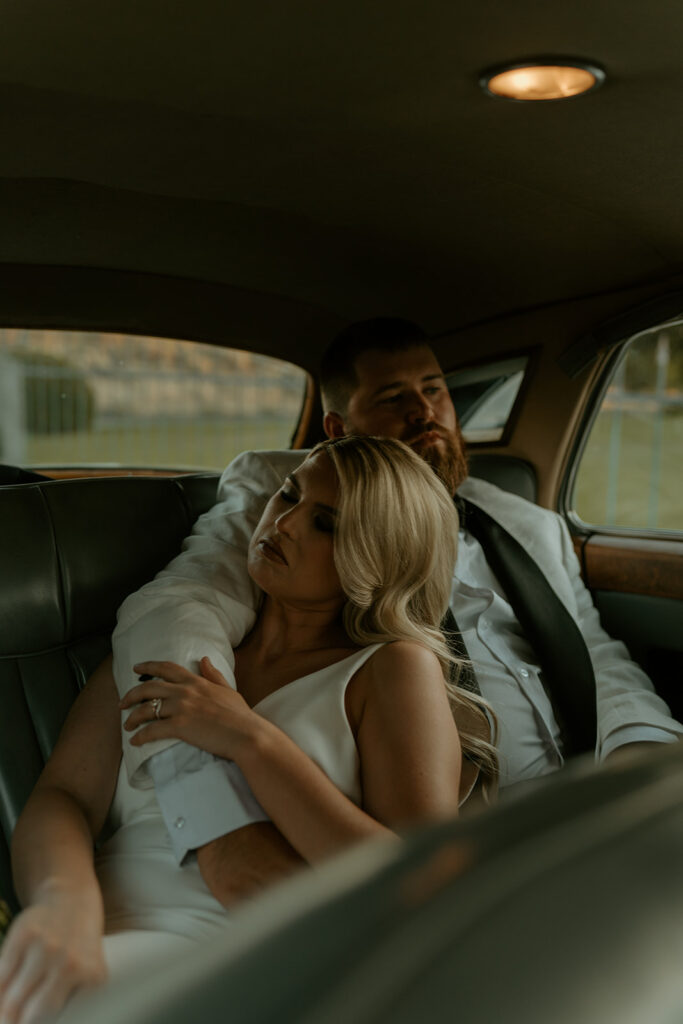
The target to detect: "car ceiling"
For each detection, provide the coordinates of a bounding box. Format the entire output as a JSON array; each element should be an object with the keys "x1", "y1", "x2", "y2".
[{"x1": 1, "y1": 0, "x2": 683, "y2": 368}]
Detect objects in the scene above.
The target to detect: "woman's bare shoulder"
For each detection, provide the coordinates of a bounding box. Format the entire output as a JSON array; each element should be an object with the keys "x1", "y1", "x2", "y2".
[
  {"x1": 369, "y1": 640, "x2": 442, "y2": 675},
  {"x1": 356, "y1": 641, "x2": 445, "y2": 705},
  {"x1": 347, "y1": 641, "x2": 445, "y2": 731}
]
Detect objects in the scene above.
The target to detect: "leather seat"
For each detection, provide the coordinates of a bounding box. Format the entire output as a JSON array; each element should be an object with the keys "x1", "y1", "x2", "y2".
[{"x1": 0, "y1": 473, "x2": 218, "y2": 910}]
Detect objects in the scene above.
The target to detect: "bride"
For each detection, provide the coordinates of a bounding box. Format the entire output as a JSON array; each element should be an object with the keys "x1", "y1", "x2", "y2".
[{"x1": 0, "y1": 435, "x2": 496, "y2": 1023}]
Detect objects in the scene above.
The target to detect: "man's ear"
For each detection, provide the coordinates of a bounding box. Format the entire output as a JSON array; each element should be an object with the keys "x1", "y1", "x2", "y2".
[{"x1": 323, "y1": 411, "x2": 347, "y2": 439}]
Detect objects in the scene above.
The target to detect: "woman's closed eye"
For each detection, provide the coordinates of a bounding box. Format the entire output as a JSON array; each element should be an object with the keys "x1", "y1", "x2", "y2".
[
  {"x1": 314, "y1": 515, "x2": 335, "y2": 534},
  {"x1": 277, "y1": 483, "x2": 335, "y2": 532}
]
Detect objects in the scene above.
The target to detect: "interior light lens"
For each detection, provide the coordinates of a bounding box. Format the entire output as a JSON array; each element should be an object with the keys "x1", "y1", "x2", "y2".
[{"x1": 482, "y1": 62, "x2": 604, "y2": 101}]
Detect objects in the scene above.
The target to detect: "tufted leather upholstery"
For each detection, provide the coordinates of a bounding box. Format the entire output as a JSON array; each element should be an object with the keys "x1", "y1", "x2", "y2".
[{"x1": 0, "y1": 473, "x2": 218, "y2": 911}]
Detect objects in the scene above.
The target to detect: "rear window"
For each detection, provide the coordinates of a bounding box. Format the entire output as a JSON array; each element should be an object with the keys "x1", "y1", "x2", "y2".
[
  {"x1": 446, "y1": 356, "x2": 528, "y2": 443},
  {"x1": 0, "y1": 330, "x2": 308, "y2": 471}
]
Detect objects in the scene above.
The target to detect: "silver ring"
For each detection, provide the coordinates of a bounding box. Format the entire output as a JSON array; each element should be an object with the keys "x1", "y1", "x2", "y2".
[{"x1": 150, "y1": 697, "x2": 163, "y2": 720}]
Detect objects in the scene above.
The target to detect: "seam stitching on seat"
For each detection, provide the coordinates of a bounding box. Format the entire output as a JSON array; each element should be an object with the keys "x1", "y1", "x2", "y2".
[{"x1": 35, "y1": 484, "x2": 69, "y2": 641}]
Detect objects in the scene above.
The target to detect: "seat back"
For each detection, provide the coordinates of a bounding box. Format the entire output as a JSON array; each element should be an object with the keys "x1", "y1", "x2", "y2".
[
  {"x1": 0, "y1": 473, "x2": 217, "y2": 910},
  {"x1": 468, "y1": 454, "x2": 537, "y2": 503}
]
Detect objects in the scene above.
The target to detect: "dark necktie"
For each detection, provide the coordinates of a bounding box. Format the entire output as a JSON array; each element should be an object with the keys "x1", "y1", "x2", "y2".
[
  {"x1": 457, "y1": 496, "x2": 597, "y2": 757},
  {"x1": 441, "y1": 605, "x2": 480, "y2": 695}
]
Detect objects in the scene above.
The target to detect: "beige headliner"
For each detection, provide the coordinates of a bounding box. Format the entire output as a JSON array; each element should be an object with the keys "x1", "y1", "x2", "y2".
[
  {"x1": 0, "y1": 1, "x2": 682, "y2": 351},
  {"x1": 1, "y1": 0, "x2": 682, "y2": 500}
]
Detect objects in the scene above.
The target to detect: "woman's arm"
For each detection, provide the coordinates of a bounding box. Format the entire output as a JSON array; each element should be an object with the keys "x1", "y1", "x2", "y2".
[
  {"x1": 0, "y1": 657, "x2": 122, "y2": 1024},
  {"x1": 122, "y1": 643, "x2": 461, "y2": 863},
  {"x1": 352, "y1": 642, "x2": 462, "y2": 826}
]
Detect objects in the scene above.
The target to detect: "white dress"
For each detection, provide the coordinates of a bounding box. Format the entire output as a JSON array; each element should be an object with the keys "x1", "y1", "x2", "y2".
[{"x1": 95, "y1": 644, "x2": 384, "y2": 970}]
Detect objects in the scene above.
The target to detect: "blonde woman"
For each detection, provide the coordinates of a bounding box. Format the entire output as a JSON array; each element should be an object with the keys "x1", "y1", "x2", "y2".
[{"x1": 0, "y1": 437, "x2": 495, "y2": 1023}]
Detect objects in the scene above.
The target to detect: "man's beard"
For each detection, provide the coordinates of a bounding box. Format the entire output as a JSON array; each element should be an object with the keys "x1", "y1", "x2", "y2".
[{"x1": 407, "y1": 423, "x2": 469, "y2": 496}]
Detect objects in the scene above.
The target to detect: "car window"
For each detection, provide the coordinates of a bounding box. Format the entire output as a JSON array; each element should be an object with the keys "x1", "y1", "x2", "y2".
[
  {"x1": 571, "y1": 321, "x2": 683, "y2": 532},
  {"x1": 0, "y1": 330, "x2": 308, "y2": 471},
  {"x1": 446, "y1": 356, "x2": 528, "y2": 443}
]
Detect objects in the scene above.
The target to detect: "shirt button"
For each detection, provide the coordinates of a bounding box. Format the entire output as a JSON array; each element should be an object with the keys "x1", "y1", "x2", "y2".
[
  {"x1": 519, "y1": 668, "x2": 529, "y2": 678},
  {"x1": 174, "y1": 817, "x2": 186, "y2": 829}
]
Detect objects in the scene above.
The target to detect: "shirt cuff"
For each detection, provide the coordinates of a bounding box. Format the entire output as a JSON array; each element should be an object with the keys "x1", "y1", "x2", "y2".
[
  {"x1": 599, "y1": 725, "x2": 681, "y2": 762},
  {"x1": 149, "y1": 744, "x2": 270, "y2": 863}
]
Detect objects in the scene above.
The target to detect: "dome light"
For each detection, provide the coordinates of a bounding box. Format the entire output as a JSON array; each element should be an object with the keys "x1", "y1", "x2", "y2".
[{"x1": 481, "y1": 61, "x2": 605, "y2": 101}]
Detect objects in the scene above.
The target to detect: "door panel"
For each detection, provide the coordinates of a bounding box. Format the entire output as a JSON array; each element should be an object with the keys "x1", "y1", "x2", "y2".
[{"x1": 574, "y1": 534, "x2": 683, "y2": 721}]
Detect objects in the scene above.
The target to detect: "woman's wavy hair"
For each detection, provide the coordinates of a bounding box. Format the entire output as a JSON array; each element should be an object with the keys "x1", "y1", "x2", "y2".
[{"x1": 308, "y1": 436, "x2": 498, "y2": 790}]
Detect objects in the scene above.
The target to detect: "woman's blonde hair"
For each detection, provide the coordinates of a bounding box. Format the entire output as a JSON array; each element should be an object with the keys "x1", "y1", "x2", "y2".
[{"x1": 308, "y1": 436, "x2": 498, "y2": 788}]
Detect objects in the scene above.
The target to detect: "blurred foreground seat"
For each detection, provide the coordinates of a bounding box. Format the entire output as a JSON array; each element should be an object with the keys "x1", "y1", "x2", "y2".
[{"x1": 68, "y1": 742, "x2": 683, "y2": 1024}]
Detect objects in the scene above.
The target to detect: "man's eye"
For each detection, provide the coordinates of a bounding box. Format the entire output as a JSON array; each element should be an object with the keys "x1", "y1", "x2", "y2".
[
  {"x1": 380, "y1": 393, "x2": 402, "y2": 404},
  {"x1": 279, "y1": 488, "x2": 297, "y2": 504}
]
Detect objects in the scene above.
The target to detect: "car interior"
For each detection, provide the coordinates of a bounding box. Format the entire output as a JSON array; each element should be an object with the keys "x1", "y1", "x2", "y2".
[{"x1": 0, "y1": 0, "x2": 682, "y2": 1019}]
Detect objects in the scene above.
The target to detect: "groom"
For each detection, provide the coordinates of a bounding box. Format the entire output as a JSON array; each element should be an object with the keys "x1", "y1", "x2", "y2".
[{"x1": 113, "y1": 317, "x2": 682, "y2": 904}]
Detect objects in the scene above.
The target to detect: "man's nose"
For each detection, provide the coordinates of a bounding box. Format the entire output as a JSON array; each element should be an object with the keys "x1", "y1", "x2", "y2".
[{"x1": 405, "y1": 390, "x2": 435, "y2": 423}]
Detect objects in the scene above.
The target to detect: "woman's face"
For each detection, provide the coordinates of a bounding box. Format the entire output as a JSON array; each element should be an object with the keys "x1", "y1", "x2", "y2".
[{"x1": 248, "y1": 451, "x2": 344, "y2": 608}]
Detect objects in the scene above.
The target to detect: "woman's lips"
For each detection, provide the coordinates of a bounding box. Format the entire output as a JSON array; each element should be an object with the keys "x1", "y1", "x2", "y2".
[{"x1": 258, "y1": 538, "x2": 288, "y2": 564}]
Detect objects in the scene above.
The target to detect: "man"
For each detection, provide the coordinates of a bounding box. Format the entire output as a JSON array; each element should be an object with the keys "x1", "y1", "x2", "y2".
[{"x1": 113, "y1": 318, "x2": 682, "y2": 904}]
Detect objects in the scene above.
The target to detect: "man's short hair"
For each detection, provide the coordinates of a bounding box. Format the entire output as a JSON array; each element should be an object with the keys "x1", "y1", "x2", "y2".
[{"x1": 319, "y1": 317, "x2": 429, "y2": 416}]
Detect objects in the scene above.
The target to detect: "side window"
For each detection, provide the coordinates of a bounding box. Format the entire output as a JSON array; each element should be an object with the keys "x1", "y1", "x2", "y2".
[
  {"x1": 446, "y1": 356, "x2": 528, "y2": 443},
  {"x1": 0, "y1": 330, "x2": 309, "y2": 471},
  {"x1": 571, "y1": 322, "x2": 683, "y2": 532}
]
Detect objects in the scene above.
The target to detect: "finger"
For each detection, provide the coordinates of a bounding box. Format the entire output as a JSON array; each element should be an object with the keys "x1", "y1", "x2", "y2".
[
  {"x1": 17, "y1": 964, "x2": 83, "y2": 1024},
  {"x1": 129, "y1": 721, "x2": 181, "y2": 746},
  {"x1": 0, "y1": 928, "x2": 24, "y2": 994},
  {"x1": 199, "y1": 657, "x2": 228, "y2": 686},
  {"x1": 132, "y1": 661, "x2": 192, "y2": 684},
  {"x1": 0, "y1": 943, "x2": 46, "y2": 1024},
  {"x1": 123, "y1": 697, "x2": 175, "y2": 732},
  {"x1": 119, "y1": 680, "x2": 176, "y2": 709}
]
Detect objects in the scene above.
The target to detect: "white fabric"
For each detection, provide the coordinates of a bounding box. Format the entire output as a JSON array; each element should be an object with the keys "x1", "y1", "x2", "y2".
[
  {"x1": 111, "y1": 448, "x2": 682, "y2": 823},
  {"x1": 149, "y1": 748, "x2": 269, "y2": 862},
  {"x1": 97, "y1": 644, "x2": 383, "y2": 936},
  {"x1": 112, "y1": 449, "x2": 291, "y2": 787}
]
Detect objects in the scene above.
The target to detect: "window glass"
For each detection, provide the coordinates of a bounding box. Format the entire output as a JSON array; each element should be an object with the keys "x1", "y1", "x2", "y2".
[
  {"x1": 572, "y1": 322, "x2": 683, "y2": 531},
  {"x1": 0, "y1": 329, "x2": 308, "y2": 471},
  {"x1": 446, "y1": 356, "x2": 527, "y2": 443}
]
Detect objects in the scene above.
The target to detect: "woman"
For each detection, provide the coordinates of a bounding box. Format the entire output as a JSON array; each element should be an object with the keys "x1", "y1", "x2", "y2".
[{"x1": 0, "y1": 436, "x2": 496, "y2": 1023}]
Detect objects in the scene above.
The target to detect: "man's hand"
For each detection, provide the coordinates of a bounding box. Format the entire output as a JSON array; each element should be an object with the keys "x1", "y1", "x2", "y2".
[{"x1": 197, "y1": 823, "x2": 306, "y2": 908}]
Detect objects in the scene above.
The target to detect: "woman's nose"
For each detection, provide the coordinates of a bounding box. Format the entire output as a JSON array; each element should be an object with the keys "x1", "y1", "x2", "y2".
[{"x1": 275, "y1": 506, "x2": 296, "y2": 535}]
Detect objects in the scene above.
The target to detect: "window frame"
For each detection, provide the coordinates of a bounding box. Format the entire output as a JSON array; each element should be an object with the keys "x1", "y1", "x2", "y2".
[
  {"x1": 562, "y1": 330, "x2": 683, "y2": 543},
  {"x1": 444, "y1": 346, "x2": 537, "y2": 448}
]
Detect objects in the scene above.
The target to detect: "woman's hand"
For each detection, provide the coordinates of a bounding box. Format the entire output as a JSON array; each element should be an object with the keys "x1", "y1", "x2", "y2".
[
  {"x1": 120, "y1": 657, "x2": 258, "y2": 760},
  {"x1": 0, "y1": 899, "x2": 106, "y2": 1024}
]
